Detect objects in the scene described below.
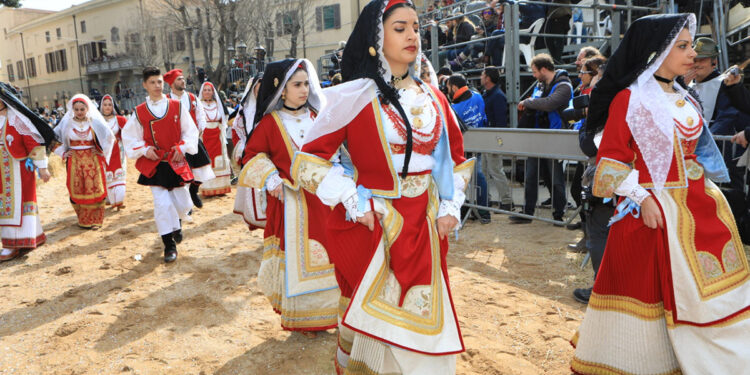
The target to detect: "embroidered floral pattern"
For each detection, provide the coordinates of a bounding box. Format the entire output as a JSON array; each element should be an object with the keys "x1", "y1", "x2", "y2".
[
  {"x1": 723, "y1": 241, "x2": 742, "y2": 273},
  {"x1": 403, "y1": 285, "x2": 432, "y2": 317},
  {"x1": 307, "y1": 239, "x2": 331, "y2": 268},
  {"x1": 400, "y1": 174, "x2": 430, "y2": 198},
  {"x1": 238, "y1": 153, "x2": 276, "y2": 189},
  {"x1": 685, "y1": 159, "x2": 704, "y2": 181},
  {"x1": 593, "y1": 157, "x2": 632, "y2": 198},
  {"x1": 697, "y1": 251, "x2": 724, "y2": 280},
  {"x1": 293, "y1": 155, "x2": 332, "y2": 194}
]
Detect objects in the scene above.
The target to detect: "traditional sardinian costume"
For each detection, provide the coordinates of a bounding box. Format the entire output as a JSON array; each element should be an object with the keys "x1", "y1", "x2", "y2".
[
  {"x1": 571, "y1": 14, "x2": 750, "y2": 375},
  {"x1": 121, "y1": 92, "x2": 199, "y2": 262},
  {"x1": 99, "y1": 95, "x2": 127, "y2": 208},
  {"x1": 54, "y1": 95, "x2": 115, "y2": 229},
  {"x1": 198, "y1": 81, "x2": 232, "y2": 196},
  {"x1": 232, "y1": 75, "x2": 267, "y2": 230},
  {"x1": 237, "y1": 59, "x2": 340, "y2": 332},
  {"x1": 291, "y1": 1, "x2": 472, "y2": 373},
  {"x1": 0, "y1": 82, "x2": 55, "y2": 260}
]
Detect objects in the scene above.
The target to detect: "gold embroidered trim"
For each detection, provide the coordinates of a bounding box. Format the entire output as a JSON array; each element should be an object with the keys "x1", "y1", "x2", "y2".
[
  {"x1": 291, "y1": 152, "x2": 333, "y2": 194},
  {"x1": 238, "y1": 153, "x2": 277, "y2": 189},
  {"x1": 669, "y1": 186, "x2": 750, "y2": 300},
  {"x1": 592, "y1": 157, "x2": 632, "y2": 198},
  {"x1": 587, "y1": 293, "x2": 664, "y2": 320},
  {"x1": 28, "y1": 146, "x2": 46, "y2": 161},
  {"x1": 571, "y1": 356, "x2": 682, "y2": 375},
  {"x1": 453, "y1": 158, "x2": 475, "y2": 192}
]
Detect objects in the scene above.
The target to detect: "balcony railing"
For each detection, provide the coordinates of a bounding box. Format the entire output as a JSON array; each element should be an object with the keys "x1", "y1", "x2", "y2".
[{"x1": 85, "y1": 57, "x2": 136, "y2": 74}]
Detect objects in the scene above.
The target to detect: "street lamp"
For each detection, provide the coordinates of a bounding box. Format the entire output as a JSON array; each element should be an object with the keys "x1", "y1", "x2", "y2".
[
  {"x1": 254, "y1": 45, "x2": 266, "y2": 73},
  {"x1": 237, "y1": 41, "x2": 248, "y2": 57}
]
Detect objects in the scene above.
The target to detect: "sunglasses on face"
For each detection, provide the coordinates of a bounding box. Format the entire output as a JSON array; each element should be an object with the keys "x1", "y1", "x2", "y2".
[{"x1": 580, "y1": 70, "x2": 595, "y2": 75}]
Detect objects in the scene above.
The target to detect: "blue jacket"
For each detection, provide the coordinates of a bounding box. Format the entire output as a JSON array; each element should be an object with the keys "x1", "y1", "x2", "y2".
[
  {"x1": 451, "y1": 89, "x2": 487, "y2": 128},
  {"x1": 482, "y1": 84, "x2": 508, "y2": 128}
]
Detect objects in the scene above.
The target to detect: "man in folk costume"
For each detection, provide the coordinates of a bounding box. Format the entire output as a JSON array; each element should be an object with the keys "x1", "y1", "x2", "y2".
[
  {"x1": 197, "y1": 81, "x2": 232, "y2": 196},
  {"x1": 571, "y1": 14, "x2": 750, "y2": 374},
  {"x1": 99, "y1": 95, "x2": 128, "y2": 210},
  {"x1": 237, "y1": 59, "x2": 339, "y2": 335},
  {"x1": 231, "y1": 75, "x2": 266, "y2": 230},
  {"x1": 0, "y1": 82, "x2": 55, "y2": 262},
  {"x1": 163, "y1": 69, "x2": 215, "y2": 208},
  {"x1": 291, "y1": 1, "x2": 473, "y2": 373},
  {"x1": 122, "y1": 67, "x2": 199, "y2": 263},
  {"x1": 54, "y1": 94, "x2": 116, "y2": 229}
]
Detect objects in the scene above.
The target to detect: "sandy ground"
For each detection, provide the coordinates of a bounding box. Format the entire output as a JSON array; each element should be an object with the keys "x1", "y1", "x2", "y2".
[{"x1": 0, "y1": 155, "x2": 593, "y2": 375}]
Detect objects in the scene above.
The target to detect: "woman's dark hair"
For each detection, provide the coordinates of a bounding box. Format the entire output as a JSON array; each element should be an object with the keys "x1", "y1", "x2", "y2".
[
  {"x1": 383, "y1": 2, "x2": 416, "y2": 23},
  {"x1": 142, "y1": 66, "x2": 161, "y2": 82}
]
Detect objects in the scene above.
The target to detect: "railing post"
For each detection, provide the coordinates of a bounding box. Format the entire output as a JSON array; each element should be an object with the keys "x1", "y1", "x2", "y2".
[
  {"x1": 611, "y1": 8, "x2": 621, "y2": 52},
  {"x1": 430, "y1": 20, "x2": 439, "y2": 70},
  {"x1": 505, "y1": 1, "x2": 520, "y2": 128}
]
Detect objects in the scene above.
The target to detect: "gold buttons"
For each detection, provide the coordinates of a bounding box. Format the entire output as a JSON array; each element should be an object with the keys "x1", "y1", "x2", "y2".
[
  {"x1": 676, "y1": 99, "x2": 685, "y2": 107},
  {"x1": 686, "y1": 117, "x2": 694, "y2": 126},
  {"x1": 410, "y1": 106, "x2": 423, "y2": 116},
  {"x1": 413, "y1": 117, "x2": 424, "y2": 129}
]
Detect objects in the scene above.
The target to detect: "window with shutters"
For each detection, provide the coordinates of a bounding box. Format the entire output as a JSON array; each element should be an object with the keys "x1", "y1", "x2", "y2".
[
  {"x1": 80, "y1": 21, "x2": 86, "y2": 34},
  {"x1": 16, "y1": 61, "x2": 24, "y2": 80},
  {"x1": 174, "y1": 31, "x2": 185, "y2": 51},
  {"x1": 276, "y1": 12, "x2": 297, "y2": 36},
  {"x1": 111, "y1": 27, "x2": 120, "y2": 43},
  {"x1": 45, "y1": 31, "x2": 50, "y2": 42},
  {"x1": 26, "y1": 57, "x2": 36, "y2": 78},
  {"x1": 7, "y1": 63, "x2": 15, "y2": 82},
  {"x1": 148, "y1": 36, "x2": 157, "y2": 55},
  {"x1": 45, "y1": 53, "x2": 55, "y2": 73},
  {"x1": 56, "y1": 27, "x2": 61, "y2": 39},
  {"x1": 194, "y1": 30, "x2": 200, "y2": 49},
  {"x1": 316, "y1": 4, "x2": 340, "y2": 31}
]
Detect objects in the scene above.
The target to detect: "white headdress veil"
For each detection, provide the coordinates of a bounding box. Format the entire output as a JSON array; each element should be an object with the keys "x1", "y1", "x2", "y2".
[
  {"x1": 626, "y1": 13, "x2": 696, "y2": 193},
  {"x1": 198, "y1": 81, "x2": 227, "y2": 124},
  {"x1": 55, "y1": 94, "x2": 116, "y2": 163}
]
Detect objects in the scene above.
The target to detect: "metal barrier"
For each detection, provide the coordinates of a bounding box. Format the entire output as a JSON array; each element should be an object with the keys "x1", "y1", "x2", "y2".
[{"x1": 461, "y1": 128, "x2": 586, "y2": 226}]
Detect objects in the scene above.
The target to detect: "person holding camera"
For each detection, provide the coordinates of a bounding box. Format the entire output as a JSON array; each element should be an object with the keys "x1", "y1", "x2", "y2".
[
  {"x1": 447, "y1": 73, "x2": 492, "y2": 223},
  {"x1": 510, "y1": 54, "x2": 573, "y2": 224},
  {"x1": 572, "y1": 56, "x2": 612, "y2": 304},
  {"x1": 686, "y1": 37, "x2": 750, "y2": 199}
]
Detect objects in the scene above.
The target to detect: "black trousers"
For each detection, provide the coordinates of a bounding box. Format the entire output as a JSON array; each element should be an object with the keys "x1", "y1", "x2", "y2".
[
  {"x1": 584, "y1": 201, "x2": 615, "y2": 277},
  {"x1": 524, "y1": 157, "x2": 566, "y2": 217}
]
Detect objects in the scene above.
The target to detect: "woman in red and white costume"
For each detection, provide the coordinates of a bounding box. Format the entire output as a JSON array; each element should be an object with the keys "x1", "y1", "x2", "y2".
[
  {"x1": 571, "y1": 14, "x2": 750, "y2": 374},
  {"x1": 54, "y1": 94, "x2": 115, "y2": 229},
  {"x1": 198, "y1": 81, "x2": 232, "y2": 196},
  {"x1": 99, "y1": 95, "x2": 127, "y2": 210},
  {"x1": 238, "y1": 59, "x2": 339, "y2": 335},
  {"x1": 0, "y1": 82, "x2": 55, "y2": 262},
  {"x1": 232, "y1": 75, "x2": 266, "y2": 230},
  {"x1": 292, "y1": 1, "x2": 473, "y2": 373}
]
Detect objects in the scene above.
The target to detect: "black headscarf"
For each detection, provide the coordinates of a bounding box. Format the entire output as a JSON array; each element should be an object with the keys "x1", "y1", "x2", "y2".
[
  {"x1": 253, "y1": 59, "x2": 298, "y2": 126},
  {"x1": 0, "y1": 82, "x2": 56, "y2": 145},
  {"x1": 99, "y1": 94, "x2": 122, "y2": 116},
  {"x1": 341, "y1": 0, "x2": 417, "y2": 178},
  {"x1": 585, "y1": 14, "x2": 693, "y2": 135},
  {"x1": 230, "y1": 73, "x2": 262, "y2": 126}
]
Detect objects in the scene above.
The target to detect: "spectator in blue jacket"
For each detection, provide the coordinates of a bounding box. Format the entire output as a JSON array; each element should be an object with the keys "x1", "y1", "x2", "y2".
[
  {"x1": 481, "y1": 66, "x2": 512, "y2": 210},
  {"x1": 447, "y1": 73, "x2": 491, "y2": 223}
]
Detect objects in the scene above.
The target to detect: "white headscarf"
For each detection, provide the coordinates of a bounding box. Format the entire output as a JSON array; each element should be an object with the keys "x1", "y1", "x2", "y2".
[
  {"x1": 198, "y1": 81, "x2": 227, "y2": 124},
  {"x1": 3, "y1": 103, "x2": 44, "y2": 144},
  {"x1": 626, "y1": 14, "x2": 696, "y2": 193},
  {"x1": 262, "y1": 58, "x2": 326, "y2": 118},
  {"x1": 55, "y1": 94, "x2": 116, "y2": 163}
]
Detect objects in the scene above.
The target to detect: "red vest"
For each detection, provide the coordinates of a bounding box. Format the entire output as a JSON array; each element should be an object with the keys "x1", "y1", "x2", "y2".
[{"x1": 133, "y1": 99, "x2": 183, "y2": 177}]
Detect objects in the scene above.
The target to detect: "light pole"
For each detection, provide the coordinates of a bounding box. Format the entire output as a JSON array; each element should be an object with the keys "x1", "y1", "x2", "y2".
[{"x1": 254, "y1": 45, "x2": 266, "y2": 75}]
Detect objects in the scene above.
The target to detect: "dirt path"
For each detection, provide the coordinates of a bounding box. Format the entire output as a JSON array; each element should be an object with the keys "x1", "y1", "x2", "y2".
[{"x1": 0, "y1": 156, "x2": 591, "y2": 374}]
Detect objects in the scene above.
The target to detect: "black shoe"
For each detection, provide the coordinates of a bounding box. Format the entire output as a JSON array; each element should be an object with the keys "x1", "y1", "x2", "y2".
[
  {"x1": 553, "y1": 214, "x2": 564, "y2": 227},
  {"x1": 161, "y1": 234, "x2": 178, "y2": 263},
  {"x1": 567, "y1": 238, "x2": 588, "y2": 253},
  {"x1": 540, "y1": 198, "x2": 552, "y2": 208},
  {"x1": 566, "y1": 221, "x2": 582, "y2": 230},
  {"x1": 480, "y1": 216, "x2": 491, "y2": 224},
  {"x1": 173, "y1": 229, "x2": 183, "y2": 244},
  {"x1": 230, "y1": 176, "x2": 238, "y2": 185},
  {"x1": 509, "y1": 215, "x2": 532, "y2": 224},
  {"x1": 189, "y1": 183, "x2": 203, "y2": 208},
  {"x1": 499, "y1": 203, "x2": 513, "y2": 211},
  {"x1": 573, "y1": 287, "x2": 592, "y2": 304}
]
